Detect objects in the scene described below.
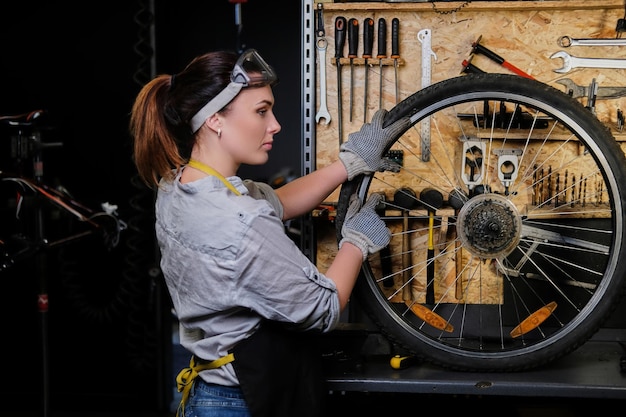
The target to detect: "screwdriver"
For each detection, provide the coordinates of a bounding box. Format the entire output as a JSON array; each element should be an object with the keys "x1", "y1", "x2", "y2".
[
  {"x1": 335, "y1": 16, "x2": 346, "y2": 145},
  {"x1": 362, "y1": 17, "x2": 374, "y2": 122},
  {"x1": 348, "y1": 18, "x2": 359, "y2": 122},
  {"x1": 391, "y1": 17, "x2": 400, "y2": 104},
  {"x1": 377, "y1": 17, "x2": 387, "y2": 110}
]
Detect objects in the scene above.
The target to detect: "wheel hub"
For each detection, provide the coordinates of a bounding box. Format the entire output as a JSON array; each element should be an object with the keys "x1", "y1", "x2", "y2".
[{"x1": 457, "y1": 193, "x2": 521, "y2": 258}]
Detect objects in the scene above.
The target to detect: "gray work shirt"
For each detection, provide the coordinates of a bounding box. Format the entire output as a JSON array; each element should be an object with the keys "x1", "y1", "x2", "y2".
[{"x1": 156, "y1": 169, "x2": 341, "y2": 386}]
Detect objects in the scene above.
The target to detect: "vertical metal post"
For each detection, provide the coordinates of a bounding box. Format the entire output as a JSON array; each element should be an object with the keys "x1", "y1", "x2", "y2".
[{"x1": 300, "y1": 0, "x2": 317, "y2": 263}]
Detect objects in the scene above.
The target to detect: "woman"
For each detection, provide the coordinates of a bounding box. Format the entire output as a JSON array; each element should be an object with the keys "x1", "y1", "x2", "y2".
[{"x1": 130, "y1": 48, "x2": 409, "y2": 417}]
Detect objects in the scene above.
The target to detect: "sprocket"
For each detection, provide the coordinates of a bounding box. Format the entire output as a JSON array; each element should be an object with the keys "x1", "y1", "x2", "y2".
[{"x1": 457, "y1": 193, "x2": 521, "y2": 258}]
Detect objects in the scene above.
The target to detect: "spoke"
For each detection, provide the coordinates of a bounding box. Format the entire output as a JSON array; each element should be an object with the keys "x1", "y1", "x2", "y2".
[{"x1": 339, "y1": 75, "x2": 626, "y2": 370}]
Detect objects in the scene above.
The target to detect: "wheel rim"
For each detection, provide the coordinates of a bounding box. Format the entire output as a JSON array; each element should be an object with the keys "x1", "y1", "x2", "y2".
[{"x1": 337, "y1": 74, "x2": 626, "y2": 370}]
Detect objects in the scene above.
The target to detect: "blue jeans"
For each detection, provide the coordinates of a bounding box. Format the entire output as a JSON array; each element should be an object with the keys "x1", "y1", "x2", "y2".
[{"x1": 181, "y1": 379, "x2": 251, "y2": 417}]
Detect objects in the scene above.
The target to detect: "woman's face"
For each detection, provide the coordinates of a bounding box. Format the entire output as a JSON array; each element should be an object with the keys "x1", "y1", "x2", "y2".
[{"x1": 221, "y1": 85, "x2": 281, "y2": 166}]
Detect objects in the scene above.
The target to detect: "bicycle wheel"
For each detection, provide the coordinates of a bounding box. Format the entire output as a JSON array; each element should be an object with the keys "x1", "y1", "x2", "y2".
[{"x1": 335, "y1": 73, "x2": 626, "y2": 371}]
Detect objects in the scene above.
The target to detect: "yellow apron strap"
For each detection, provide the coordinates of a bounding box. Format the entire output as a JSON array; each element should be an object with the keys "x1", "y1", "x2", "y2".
[{"x1": 175, "y1": 353, "x2": 235, "y2": 417}]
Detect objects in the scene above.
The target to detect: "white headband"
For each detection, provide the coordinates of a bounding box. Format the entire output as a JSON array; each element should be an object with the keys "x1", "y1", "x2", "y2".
[{"x1": 189, "y1": 82, "x2": 243, "y2": 133}]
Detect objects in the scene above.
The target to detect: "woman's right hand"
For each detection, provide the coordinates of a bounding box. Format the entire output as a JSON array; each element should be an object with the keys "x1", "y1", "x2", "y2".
[{"x1": 339, "y1": 193, "x2": 390, "y2": 260}]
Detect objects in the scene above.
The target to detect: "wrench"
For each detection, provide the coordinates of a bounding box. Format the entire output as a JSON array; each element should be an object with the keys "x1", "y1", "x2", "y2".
[
  {"x1": 550, "y1": 51, "x2": 626, "y2": 73},
  {"x1": 315, "y1": 37, "x2": 331, "y2": 125},
  {"x1": 558, "y1": 36, "x2": 626, "y2": 48},
  {"x1": 556, "y1": 78, "x2": 626, "y2": 99}
]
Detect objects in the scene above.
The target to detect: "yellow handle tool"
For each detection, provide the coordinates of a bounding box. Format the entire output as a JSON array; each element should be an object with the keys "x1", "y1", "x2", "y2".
[{"x1": 390, "y1": 354, "x2": 418, "y2": 370}]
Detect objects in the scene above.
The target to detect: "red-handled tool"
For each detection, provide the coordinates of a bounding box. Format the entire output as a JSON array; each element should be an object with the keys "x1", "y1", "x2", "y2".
[
  {"x1": 335, "y1": 16, "x2": 346, "y2": 145},
  {"x1": 348, "y1": 18, "x2": 359, "y2": 122},
  {"x1": 461, "y1": 54, "x2": 485, "y2": 74},
  {"x1": 377, "y1": 18, "x2": 387, "y2": 109},
  {"x1": 471, "y1": 35, "x2": 535, "y2": 79},
  {"x1": 363, "y1": 17, "x2": 374, "y2": 122}
]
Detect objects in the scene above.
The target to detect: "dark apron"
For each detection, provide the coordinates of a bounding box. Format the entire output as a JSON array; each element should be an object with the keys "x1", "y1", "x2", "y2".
[{"x1": 230, "y1": 321, "x2": 327, "y2": 417}]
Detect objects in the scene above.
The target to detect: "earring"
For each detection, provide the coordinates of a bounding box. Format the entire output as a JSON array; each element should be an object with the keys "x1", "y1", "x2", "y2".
[{"x1": 217, "y1": 128, "x2": 222, "y2": 138}]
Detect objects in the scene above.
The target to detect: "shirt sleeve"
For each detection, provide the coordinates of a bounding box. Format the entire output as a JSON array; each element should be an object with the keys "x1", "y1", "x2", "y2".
[
  {"x1": 232, "y1": 205, "x2": 341, "y2": 333},
  {"x1": 243, "y1": 180, "x2": 284, "y2": 220}
]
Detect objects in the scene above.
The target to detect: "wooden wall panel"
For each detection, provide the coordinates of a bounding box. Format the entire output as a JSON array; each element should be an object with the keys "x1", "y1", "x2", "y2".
[
  {"x1": 313, "y1": 1, "x2": 626, "y2": 277},
  {"x1": 315, "y1": 0, "x2": 626, "y2": 167}
]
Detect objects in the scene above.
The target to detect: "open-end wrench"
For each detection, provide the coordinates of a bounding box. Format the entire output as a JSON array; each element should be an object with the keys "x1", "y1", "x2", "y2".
[
  {"x1": 315, "y1": 4, "x2": 330, "y2": 125},
  {"x1": 556, "y1": 78, "x2": 626, "y2": 99},
  {"x1": 315, "y1": 37, "x2": 331, "y2": 125},
  {"x1": 550, "y1": 51, "x2": 626, "y2": 73}
]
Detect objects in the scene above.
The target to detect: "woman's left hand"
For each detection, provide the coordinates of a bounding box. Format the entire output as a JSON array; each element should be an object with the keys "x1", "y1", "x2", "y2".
[{"x1": 338, "y1": 109, "x2": 410, "y2": 180}]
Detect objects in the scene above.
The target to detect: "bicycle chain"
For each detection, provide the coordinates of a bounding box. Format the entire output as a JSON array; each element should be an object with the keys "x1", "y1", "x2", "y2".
[{"x1": 430, "y1": 0, "x2": 472, "y2": 15}]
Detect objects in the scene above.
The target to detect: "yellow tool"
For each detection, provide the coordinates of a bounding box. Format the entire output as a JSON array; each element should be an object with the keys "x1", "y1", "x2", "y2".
[{"x1": 390, "y1": 354, "x2": 418, "y2": 370}]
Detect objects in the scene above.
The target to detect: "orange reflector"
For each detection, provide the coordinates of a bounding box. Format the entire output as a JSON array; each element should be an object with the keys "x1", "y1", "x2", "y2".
[
  {"x1": 409, "y1": 303, "x2": 454, "y2": 332},
  {"x1": 510, "y1": 301, "x2": 557, "y2": 338}
]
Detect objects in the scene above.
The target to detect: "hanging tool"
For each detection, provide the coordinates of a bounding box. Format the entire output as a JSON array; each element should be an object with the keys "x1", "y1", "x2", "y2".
[
  {"x1": 550, "y1": 51, "x2": 626, "y2": 73},
  {"x1": 472, "y1": 35, "x2": 535, "y2": 79},
  {"x1": 495, "y1": 149, "x2": 521, "y2": 196},
  {"x1": 558, "y1": 35, "x2": 626, "y2": 47},
  {"x1": 394, "y1": 187, "x2": 416, "y2": 301},
  {"x1": 229, "y1": 0, "x2": 248, "y2": 53},
  {"x1": 391, "y1": 17, "x2": 400, "y2": 104},
  {"x1": 314, "y1": 3, "x2": 330, "y2": 125},
  {"x1": 334, "y1": 16, "x2": 346, "y2": 145},
  {"x1": 418, "y1": 29, "x2": 436, "y2": 162},
  {"x1": 420, "y1": 188, "x2": 443, "y2": 305},
  {"x1": 555, "y1": 172, "x2": 560, "y2": 206},
  {"x1": 586, "y1": 79, "x2": 599, "y2": 114},
  {"x1": 617, "y1": 14, "x2": 626, "y2": 38},
  {"x1": 461, "y1": 54, "x2": 485, "y2": 74},
  {"x1": 556, "y1": 78, "x2": 626, "y2": 99},
  {"x1": 461, "y1": 140, "x2": 486, "y2": 198},
  {"x1": 448, "y1": 189, "x2": 466, "y2": 300},
  {"x1": 362, "y1": 17, "x2": 374, "y2": 122},
  {"x1": 348, "y1": 18, "x2": 359, "y2": 122},
  {"x1": 377, "y1": 17, "x2": 387, "y2": 110}
]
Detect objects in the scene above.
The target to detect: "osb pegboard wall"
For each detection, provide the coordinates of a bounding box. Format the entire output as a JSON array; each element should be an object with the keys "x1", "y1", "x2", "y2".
[
  {"x1": 314, "y1": 0, "x2": 626, "y2": 272},
  {"x1": 315, "y1": 0, "x2": 626, "y2": 176}
]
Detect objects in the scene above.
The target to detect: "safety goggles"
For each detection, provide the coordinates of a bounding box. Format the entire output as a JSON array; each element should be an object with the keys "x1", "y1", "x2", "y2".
[{"x1": 190, "y1": 49, "x2": 278, "y2": 133}]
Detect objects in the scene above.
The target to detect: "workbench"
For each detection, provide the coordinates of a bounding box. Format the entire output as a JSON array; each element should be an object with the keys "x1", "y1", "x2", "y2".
[{"x1": 322, "y1": 327, "x2": 626, "y2": 399}]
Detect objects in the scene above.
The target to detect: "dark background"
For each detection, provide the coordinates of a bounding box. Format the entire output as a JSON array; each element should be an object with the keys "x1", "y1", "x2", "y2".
[
  {"x1": 0, "y1": 0, "x2": 301, "y2": 413},
  {"x1": 2, "y1": 1, "x2": 626, "y2": 415}
]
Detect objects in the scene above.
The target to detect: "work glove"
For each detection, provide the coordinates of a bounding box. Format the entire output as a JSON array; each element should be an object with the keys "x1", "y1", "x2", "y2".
[
  {"x1": 338, "y1": 108, "x2": 411, "y2": 180},
  {"x1": 340, "y1": 193, "x2": 391, "y2": 261}
]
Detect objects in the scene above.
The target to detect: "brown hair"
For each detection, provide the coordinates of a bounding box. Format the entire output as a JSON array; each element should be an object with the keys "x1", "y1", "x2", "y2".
[{"x1": 130, "y1": 51, "x2": 238, "y2": 187}]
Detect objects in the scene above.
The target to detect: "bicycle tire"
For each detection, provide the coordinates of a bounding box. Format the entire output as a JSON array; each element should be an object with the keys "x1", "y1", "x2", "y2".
[{"x1": 335, "y1": 73, "x2": 626, "y2": 371}]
